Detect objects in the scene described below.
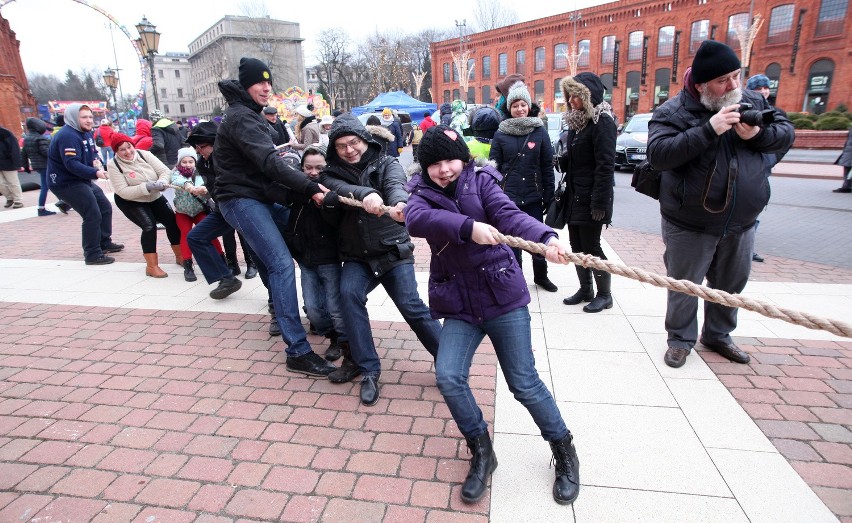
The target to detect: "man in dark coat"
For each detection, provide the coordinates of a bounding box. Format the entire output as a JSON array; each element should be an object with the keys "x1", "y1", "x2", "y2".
[
  {"x1": 648, "y1": 41, "x2": 794, "y2": 369},
  {"x1": 21, "y1": 118, "x2": 57, "y2": 216},
  {"x1": 0, "y1": 124, "x2": 24, "y2": 208},
  {"x1": 214, "y1": 57, "x2": 335, "y2": 377},
  {"x1": 149, "y1": 110, "x2": 183, "y2": 168},
  {"x1": 319, "y1": 113, "x2": 440, "y2": 406},
  {"x1": 262, "y1": 106, "x2": 292, "y2": 146}
]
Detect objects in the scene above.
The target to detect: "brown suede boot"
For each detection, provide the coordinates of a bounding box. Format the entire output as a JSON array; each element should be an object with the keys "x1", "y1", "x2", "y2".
[
  {"x1": 144, "y1": 253, "x2": 168, "y2": 278},
  {"x1": 171, "y1": 245, "x2": 184, "y2": 266}
]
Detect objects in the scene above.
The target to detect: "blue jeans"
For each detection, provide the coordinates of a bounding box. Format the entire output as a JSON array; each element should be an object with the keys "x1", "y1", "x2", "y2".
[
  {"x1": 220, "y1": 198, "x2": 309, "y2": 357},
  {"x1": 300, "y1": 262, "x2": 347, "y2": 342},
  {"x1": 35, "y1": 170, "x2": 48, "y2": 207},
  {"x1": 100, "y1": 146, "x2": 113, "y2": 165},
  {"x1": 187, "y1": 210, "x2": 237, "y2": 284},
  {"x1": 50, "y1": 181, "x2": 114, "y2": 262},
  {"x1": 436, "y1": 306, "x2": 568, "y2": 441},
  {"x1": 340, "y1": 261, "x2": 440, "y2": 376}
]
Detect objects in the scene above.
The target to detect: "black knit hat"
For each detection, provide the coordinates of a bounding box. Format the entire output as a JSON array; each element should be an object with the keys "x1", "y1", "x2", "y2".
[
  {"x1": 238, "y1": 57, "x2": 272, "y2": 89},
  {"x1": 418, "y1": 125, "x2": 471, "y2": 171},
  {"x1": 691, "y1": 41, "x2": 741, "y2": 84},
  {"x1": 186, "y1": 121, "x2": 218, "y2": 146}
]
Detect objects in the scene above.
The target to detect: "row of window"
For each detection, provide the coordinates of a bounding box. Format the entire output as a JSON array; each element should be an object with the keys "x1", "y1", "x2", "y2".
[
  {"x1": 156, "y1": 69, "x2": 182, "y2": 79},
  {"x1": 161, "y1": 104, "x2": 187, "y2": 114},
  {"x1": 441, "y1": 1, "x2": 847, "y2": 81},
  {"x1": 157, "y1": 88, "x2": 187, "y2": 98}
]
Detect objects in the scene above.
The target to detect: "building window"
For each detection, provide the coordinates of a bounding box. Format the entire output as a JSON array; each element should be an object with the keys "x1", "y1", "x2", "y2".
[
  {"x1": 160, "y1": 88, "x2": 166, "y2": 98},
  {"x1": 657, "y1": 25, "x2": 675, "y2": 57},
  {"x1": 175, "y1": 70, "x2": 180, "y2": 78},
  {"x1": 690, "y1": 20, "x2": 710, "y2": 54},
  {"x1": 443, "y1": 63, "x2": 450, "y2": 82},
  {"x1": 515, "y1": 49, "x2": 526, "y2": 75},
  {"x1": 554, "y1": 43, "x2": 568, "y2": 69},
  {"x1": 482, "y1": 85, "x2": 492, "y2": 104},
  {"x1": 468, "y1": 87, "x2": 476, "y2": 104},
  {"x1": 815, "y1": 0, "x2": 847, "y2": 36},
  {"x1": 533, "y1": 80, "x2": 545, "y2": 104},
  {"x1": 164, "y1": 104, "x2": 170, "y2": 113},
  {"x1": 628, "y1": 31, "x2": 643, "y2": 60},
  {"x1": 468, "y1": 59, "x2": 475, "y2": 81},
  {"x1": 177, "y1": 88, "x2": 183, "y2": 98},
  {"x1": 179, "y1": 104, "x2": 185, "y2": 113},
  {"x1": 157, "y1": 69, "x2": 164, "y2": 78},
  {"x1": 482, "y1": 56, "x2": 491, "y2": 79},
  {"x1": 452, "y1": 62, "x2": 458, "y2": 82},
  {"x1": 578, "y1": 40, "x2": 590, "y2": 67},
  {"x1": 601, "y1": 35, "x2": 615, "y2": 64},
  {"x1": 766, "y1": 5, "x2": 795, "y2": 44},
  {"x1": 555, "y1": 78, "x2": 563, "y2": 103},
  {"x1": 535, "y1": 47, "x2": 546, "y2": 72},
  {"x1": 498, "y1": 53, "x2": 508, "y2": 76},
  {"x1": 726, "y1": 13, "x2": 749, "y2": 49},
  {"x1": 443, "y1": 90, "x2": 450, "y2": 103},
  {"x1": 452, "y1": 88, "x2": 460, "y2": 100}
]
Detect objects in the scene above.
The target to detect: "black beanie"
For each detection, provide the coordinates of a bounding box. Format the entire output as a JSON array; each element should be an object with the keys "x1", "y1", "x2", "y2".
[
  {"x1": 691, "y1": 41, "x2": 741, "y2": 84},
  {"x1": 418, "y1": 125, "x2": 471, "y2": 171},
  {"x1": 239, "y1": 57, "x2": 272, "y2": 89}
]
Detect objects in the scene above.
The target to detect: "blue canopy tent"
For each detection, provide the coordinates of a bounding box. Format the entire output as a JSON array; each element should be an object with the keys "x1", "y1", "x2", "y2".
[{"x1": 351, "y1": 91, "x2": 437, "y2": 123}]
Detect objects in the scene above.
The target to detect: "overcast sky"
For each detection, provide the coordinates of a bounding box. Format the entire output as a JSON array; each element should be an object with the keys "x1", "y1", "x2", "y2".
[{"x1": 2, "y1": 0, "x2": 609, "y2": 100}]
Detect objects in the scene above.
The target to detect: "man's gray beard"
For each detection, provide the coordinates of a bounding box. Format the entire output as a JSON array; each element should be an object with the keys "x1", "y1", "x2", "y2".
[{"x1": 700, "y1": 87, "x2": 742, "y2": 111}]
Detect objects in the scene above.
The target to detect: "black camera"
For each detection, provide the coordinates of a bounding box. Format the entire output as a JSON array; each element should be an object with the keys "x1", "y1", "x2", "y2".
[{"x1": 737, "y1": 102, "x2": 775, "y2": 127}]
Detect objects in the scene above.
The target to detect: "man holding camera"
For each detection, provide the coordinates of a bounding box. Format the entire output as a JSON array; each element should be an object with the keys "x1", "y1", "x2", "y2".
[{"x1": 648, "y1": 41, "x2": 794, "y2": 369}]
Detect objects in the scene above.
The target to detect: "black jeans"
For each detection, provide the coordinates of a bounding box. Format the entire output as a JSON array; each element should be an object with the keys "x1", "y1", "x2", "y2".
[
  {"x1": 50, "y1": 181, "x2": 114, "y2": 261},
  {"x1": 567, "y1": 222, "x2": 607, "y2": 260},
  {"x1": 114, "y1": 194, "x2": 181, "y2": 253}
]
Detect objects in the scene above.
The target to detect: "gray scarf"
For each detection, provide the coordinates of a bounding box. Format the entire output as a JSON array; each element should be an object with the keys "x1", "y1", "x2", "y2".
[{"x1": 497, "y1": 116, "x2": 542, "y2": 136}]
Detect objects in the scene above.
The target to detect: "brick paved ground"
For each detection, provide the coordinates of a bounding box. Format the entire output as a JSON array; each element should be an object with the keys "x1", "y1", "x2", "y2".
[
  {"x1": 0, "y1": 302, "x2": 495, "y2": 522},
  {"x1": 607, "y1": 226, "x2": 852, "y2": 522}
]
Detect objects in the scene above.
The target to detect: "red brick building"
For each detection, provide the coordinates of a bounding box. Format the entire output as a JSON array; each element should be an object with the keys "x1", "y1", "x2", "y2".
[
  {"x1": 431, "y1": 0, "x2": 850, "y2": 120},
  {"x1": 0, "y1": 13, "x2": 37, "y2": 135}
]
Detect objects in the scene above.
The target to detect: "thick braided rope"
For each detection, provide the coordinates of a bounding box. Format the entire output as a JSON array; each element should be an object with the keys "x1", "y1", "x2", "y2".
[{"x1": 335, "y1": 194, "x2": 852, "y2": 338}]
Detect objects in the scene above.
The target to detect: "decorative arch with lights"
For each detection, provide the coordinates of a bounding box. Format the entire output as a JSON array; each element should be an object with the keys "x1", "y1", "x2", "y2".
[{"x1": 0, "y1": 0, "x2": 148, "y2": 119}]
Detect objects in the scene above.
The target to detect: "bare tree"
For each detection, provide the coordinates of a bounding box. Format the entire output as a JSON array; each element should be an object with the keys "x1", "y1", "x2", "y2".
[
  {"x1": 237, "y1": 0, "x2": 287, "y2": 73},
  {"x1": 471, "y1": 0, "x2": 519, "y2": 32},
  {"x1": 315, "y1": 28, "x2": 352, "y2": 109}
]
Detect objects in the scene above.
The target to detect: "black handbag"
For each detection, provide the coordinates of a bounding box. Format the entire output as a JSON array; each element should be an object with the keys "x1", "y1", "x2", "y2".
[
  {"x1": 631, "y1": 159, "x2": 661, "y2": 200},
  {"x1": 544, "y1": 173, "x2": 568, "y2": 229}
]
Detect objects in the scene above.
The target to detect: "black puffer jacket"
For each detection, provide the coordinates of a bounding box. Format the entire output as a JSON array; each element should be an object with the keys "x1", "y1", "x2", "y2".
[
  {"x1": 319, "y1": 113, "x2": 414, "y2": 277},
  {"x1": 214, "y1": 80, "x2": 320, "y2": 203},
  {"x1": 489, "y1": 119, "x2": 555, "y2": 207},
  {"x1": 151, "y1": 120, "x2": 182, "y2": 168},
  {"x1": 21, "y1": 118, "x2": 50, "y2": 171},
  {"x1": 648, "y1": 87, "x2": 795, "y2": 235},
  {"x1": 284, "y1": 193, "x2": 340, "y2": 268},
  {"x1": 558, "y1": 74, "x2": 616, "y2": 224}
]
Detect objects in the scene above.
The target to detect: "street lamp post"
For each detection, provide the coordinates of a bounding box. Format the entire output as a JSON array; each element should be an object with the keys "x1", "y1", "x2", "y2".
[
  {"x1": 102, "y1": 68, "x2": 121, "y2": 131},
  {"x1": 135, "y1": 15, "x2": 161, "y2": 113}
]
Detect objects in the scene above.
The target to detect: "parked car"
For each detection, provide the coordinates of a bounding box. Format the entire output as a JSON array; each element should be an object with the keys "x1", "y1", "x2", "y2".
[
  {"x1": 614, "y1": 113, "x2": 652, "y2": 171},
  {"x1": 546, "y1": 113, "x2": 565, "y2": 144}
]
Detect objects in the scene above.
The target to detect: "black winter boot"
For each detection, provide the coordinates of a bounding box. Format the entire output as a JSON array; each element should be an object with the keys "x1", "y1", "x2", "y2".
[
  {"x1": 183, "y1": 259, "x2": 197, "y2": 282},
  {"x1": 461, "y1": 432, "x2": 498, "y2": 503},
  {"x1": 533, "y1": 259, "x2": 558, "y2": 292},
  {"x1": 549, "y1": 433, "x2": 580, "y2": 505},
  {"x1": 268, "y1": 301, "x2": 281, "y2": 337},
  {"x1": 583, "y1": 270, "x2": 612, "y2": 313},
  {"x1": 325, "y1": 331, "x2": 342, "y2": 361},
  {"x1": 328, "y1": 342, "x2": 361, "y2": 383},
  {"x1": 226, "y1": 255, "x2": 241, "y2": 276},
  {"x1": 563, "y1": 266, "x2": 595, "y2": 305}
]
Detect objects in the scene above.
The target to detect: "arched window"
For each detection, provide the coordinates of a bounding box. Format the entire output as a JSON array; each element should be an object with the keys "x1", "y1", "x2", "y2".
[
  {"x1": 578, "y1": 40, "x2": 590, "y2": 67},
  {"x1": 690, "y1": 20, "x2": 709, "y2": 54},
  {"x1": 554, "y1": 43, "x2": 568, "y2": 69},
  {"x1": 767, "y1": 4, "x2": 795, "y2": 44},
  {"x1": 535, "y1": 47, "x2": 546, "y2": 72},
  {"x1": 765, "y1": 62, "x2": 782, "y2": 105},
  {"x1": 658, "y1": 26, "x2": 675, "y2": 57},
  {"x1": 815, "y1": 0, "x2": 847, "y2": 36},
  {"x1": 628, "y1": 31, "x2": 644, "y2": 60},
  {"x1": 805, "y1": 59, "x2": 834, "y2": 114},
  {"x1": 726, "y1": 13, "x2": 749, "y2": 49}
]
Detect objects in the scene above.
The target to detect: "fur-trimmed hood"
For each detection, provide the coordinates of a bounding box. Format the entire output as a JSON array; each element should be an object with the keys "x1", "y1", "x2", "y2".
[
  {"x1": 365, "y1": 124, "x2": 395, "y2": 143},
  {"x1": 561, "y1": 73, "x2": 613, "y2": 127}
]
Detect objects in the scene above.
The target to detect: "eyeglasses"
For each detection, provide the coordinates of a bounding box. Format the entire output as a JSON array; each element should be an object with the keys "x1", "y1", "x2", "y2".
[
  {"x1": 193, "y1": 143, "x2": 211, "y2": 151},
  {"x1": 334, "y1": 137, "x2": 363, "y2": 152}
]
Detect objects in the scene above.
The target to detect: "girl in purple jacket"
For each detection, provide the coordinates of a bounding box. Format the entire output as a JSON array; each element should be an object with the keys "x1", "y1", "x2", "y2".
[{"x1": 404, "y1": 126, "x2": 580, "y2": 507}]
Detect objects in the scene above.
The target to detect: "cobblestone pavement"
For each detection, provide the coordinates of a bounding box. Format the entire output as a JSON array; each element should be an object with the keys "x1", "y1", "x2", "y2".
[{"x1": 0, "y1": 169, "x2": 849, "y2": 522}]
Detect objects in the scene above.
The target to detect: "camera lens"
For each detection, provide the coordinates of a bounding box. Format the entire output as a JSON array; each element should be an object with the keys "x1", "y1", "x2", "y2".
[{"x1": 739, "y1": 109, "x2": 763, "y2": 126}]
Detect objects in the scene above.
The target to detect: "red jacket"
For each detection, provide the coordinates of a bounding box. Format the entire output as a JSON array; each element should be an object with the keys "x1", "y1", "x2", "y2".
[
  {"x1": 94, "y1": 124, "x2": 114, "y2": 147},
  {"x1": 132, "y1": 119, "x2": 153, "y2": 150},
  {"x1": 419, "y1": 115, "x2": 437, "y2": 132}
]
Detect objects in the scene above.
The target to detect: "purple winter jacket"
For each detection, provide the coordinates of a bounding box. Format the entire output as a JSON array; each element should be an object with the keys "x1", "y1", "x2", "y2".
[{"x1": 405, "y1": 160, "x2": 558, "y2": 325}]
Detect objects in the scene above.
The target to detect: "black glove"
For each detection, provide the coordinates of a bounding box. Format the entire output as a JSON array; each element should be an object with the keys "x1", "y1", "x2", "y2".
[{"x1": 591, "y1": 208, "x2": 605, "y2": 221}]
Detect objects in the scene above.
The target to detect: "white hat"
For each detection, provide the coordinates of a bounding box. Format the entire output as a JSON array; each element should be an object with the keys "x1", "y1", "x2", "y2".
[
  {"x1": 176, "y1": 147, "x2": 196, "y2": 165},
  {"x1": 295, "y1": 105, "x2": 313, "y2": 118},
  {"x1": 100, "y1": 118, "x2": 110, "y2": 125},
  {"x1": 319, "y1": 115, "x2": 334, "y2": 126}
]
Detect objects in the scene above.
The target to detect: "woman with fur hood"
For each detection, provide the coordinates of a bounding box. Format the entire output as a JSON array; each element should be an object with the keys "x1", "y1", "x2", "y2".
[
  {"x1": 290, "y1": 105, "x2": 322, "y2": 153},
  {"x1": 364, "y1": 115, "x2": 396, "y2": 157},
  {"x1": 489, "y1": 81, "x2": 557, "y2": 292},
  {"x1": 557, "y1": 73, "x2": 617, "y2": 313}
]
